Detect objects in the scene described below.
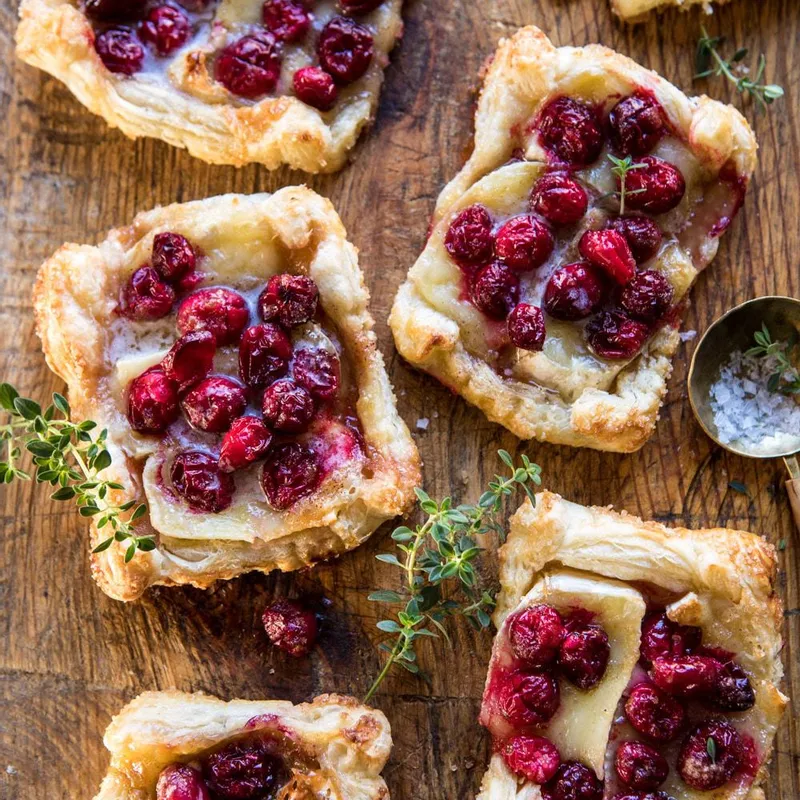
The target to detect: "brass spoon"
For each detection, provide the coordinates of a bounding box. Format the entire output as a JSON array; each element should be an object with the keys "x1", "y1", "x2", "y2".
[{"x1": 687, "y1": 295, "x2": 800, "y2": 532}]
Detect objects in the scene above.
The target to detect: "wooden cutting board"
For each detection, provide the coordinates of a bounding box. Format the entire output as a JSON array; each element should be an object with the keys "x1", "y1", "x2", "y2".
[{"x1": 0, "y1": 0, "x2": 797, "y2": 797}]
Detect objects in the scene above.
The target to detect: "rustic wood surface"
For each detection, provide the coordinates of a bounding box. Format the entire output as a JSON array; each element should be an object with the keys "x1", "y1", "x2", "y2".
[{"x1": 0, "y1": 0, "x2": 798, "y2": 798}]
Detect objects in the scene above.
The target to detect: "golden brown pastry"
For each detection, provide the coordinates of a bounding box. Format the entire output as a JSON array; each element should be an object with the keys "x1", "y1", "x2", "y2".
[{"x1": 611, "y1": 0, "x2": 731, "y2": 23}]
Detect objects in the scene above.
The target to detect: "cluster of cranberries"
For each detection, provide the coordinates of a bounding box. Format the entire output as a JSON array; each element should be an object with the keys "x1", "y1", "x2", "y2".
[
  {"x1": 444, "y1": 92, "x2": 686, "y2": 361},
  {"x1": 122, "y1": 231, "x2": 348, "y2": 513}
]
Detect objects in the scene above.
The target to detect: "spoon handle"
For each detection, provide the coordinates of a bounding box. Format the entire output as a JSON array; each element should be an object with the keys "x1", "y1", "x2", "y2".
[{"x1": 785, "y1": 457, "x2": 800, "y2": 537}]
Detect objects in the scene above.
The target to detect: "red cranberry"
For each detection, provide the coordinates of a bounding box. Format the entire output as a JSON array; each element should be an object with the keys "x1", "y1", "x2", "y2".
[
  {"x1": 262, "y1": 0, "x2": 311, "y2": 42},
  {"x1": 156, "y1": 764, "x2": 211, "y2": 800},
  {"x1": 293, "y1": 66, "x2": 338, "y2": 111},
  {"x1": 615, "y1": 742, "x2": 668, "y2": 790},
  {"x1": 609, "y1": 94, "x2": 666, "y2": 157},
  {"x1": 508, "y1": 604, "x2": 565, "y2": 668},
  {"x1": 127, "y1": 367, "x2": 179, "y2": 434},
  {"x1": 500, "y1": 670, "x2": 561, "y2": 726},
  {"x1": 585, "y1": 309, "x2": 650, "y2": 360},
  {"x1": 339, "y1": 0, "x2": 383, "y2": 12},
  {"x1": 624, "y1": 157, "x2": 686, "y2": 215},
  {"x1": 620, "y1": 270, "x2": 673, "y2": 322},
  {"x1": 444, "y1": 205, "x2": 494, "y2": 269},
  {"x1": 470, "y1": 262, "x2": 519, "y2": 320},
  {"x1": 202, "y1": 739, "x2": 287, "y2": 799},
  {"x1": 83, "y1": 0, "x2": 146, "y2": 20},
  {"x1": 713, "y1": 662, "x2": 755, "y2": 712},
  {"x1": 261, "y1": 442, "x2": 320, "y2": 509},
  {"x1": 120, "y1": 266, "x2": 175, "y2": 320},
  {"x1": 494, "y1": 214, "x2": 554, "y2": 273},
  {"x1": 181, "y1": 376, "x2": 247, "y2": 433},
  {"x1": 624, "y1": 684, "x2": 686, "y2": 743},
  {"x1": 94, "y1": 27, "x2": 144, "y2": 75},
  {"x1": 292, "y1": 348, "x2": 340, "y2": 401},
  {"x1": 215, "y1": 32, "x2": 281, "y2": 98},
  {"x1": 640, "y1": 613, "x2": 702, "y2": 666},
  {"x1": 262, "y1": 598, "x2": 318, "y2": 656},
  {"x1": 543, "y1": 263, "x2": 605, "y2": 321},
  {"x1": 530, "y1": 173, "x2": 589, "y2": 227},
  {"x1": 500, "y1": 735, "x2": 561, "y2": 785},
  {"x1": 171, "y1": 451, "x2": 235, "y2": 513},
  {"x1": 606, "y1": 216, "x2": 662, "y2": 264},
  {"x1": 678, "y1": 719, "x2": 742, "y2": 791},
  {"x1": 177, "y1": 288, "x2": 249, "y2": 346},
  {"x1": 317, "y1": 17, "x2": 373, "y2": 85},
  {"x1": 542, "y1": 761, "x2": 603, "y2": 800},
  {"x1": 219, "y1": 416, "x2": 273, "y2": 473},
  {"x1": 508, "y1": 303, "x2": 546, "y2": 351},
  {"x1": 139, "y1": 6, "x2": 191, "y2": 57},
  {"x1": 578, "y1": 229, "x2": 636, "y2": 285},
  {"x1": 258, "y1": 274, "x2": 319, "y2": 328},
  {"x1": 650, "y1": 655, "x2": 725, "y2": 699},
  {"x1": 239, "y1": 324, "x2": 292, "y2": 389},
  {"x1": 610, "y1": 794, "x2": 675, "y2": 800},
  {"x1": 162, "y1": 331, "x2": 216, "y2": 392},
  {"x1": 559, "y1": 625, "x2": 610, "y2": 690},
  {"x1": 537, "y1": 97, "x2": 604, "y2": 167},
  {"x1": 152, "y1": 232, "x2": 196, "y2": 283},
  {"x1": 261, "y1": 379, "x2": 315, "y2": 432}
]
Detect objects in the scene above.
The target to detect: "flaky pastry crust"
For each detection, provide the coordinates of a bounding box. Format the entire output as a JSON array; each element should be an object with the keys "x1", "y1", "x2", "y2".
[
  {"x1": 16, "y1": 0, "x2": 403, "y2": 173},
  {"x1": 389, "y1": 26, "x2": 757, "y2": 453},
  {"x1": 610, "y1": 0, "x2": 731, "y2": 23},
  {"x1": 95, "y1": 691, "x2": 392, "y2": 800},
  {"x1": 34, "y1": 189, "x2": 420, "y2": 601}
]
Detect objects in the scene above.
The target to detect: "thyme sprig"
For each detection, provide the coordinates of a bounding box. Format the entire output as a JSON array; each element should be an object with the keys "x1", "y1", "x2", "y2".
[
  {"x1": 364, "y1": 450, "x2": 542, "y2": 702},
  {"x1": 745, "y1": 324, "x2": 800, "y2": 395},
  {"x1": 606, "y1": 154, "x2": 646, "y2": 215},
  {"x1": 0, "y1": 383, "x2": 152, "y2": 561},
  {"x1": 695, "y1": 27, "x2": 784, "y2": 112}
]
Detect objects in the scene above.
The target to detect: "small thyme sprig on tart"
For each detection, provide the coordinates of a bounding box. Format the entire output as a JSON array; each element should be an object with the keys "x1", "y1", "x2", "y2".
[
  {"x1": 606, "y1": 154, "x2": 647, "y2": 215},
  {"x1": 364, "y1": 450, "x2": 542, "y2": 701},
  {"x1": 0, "y1": 383, "x2": 152, "y2": 561},
  {"x1": 745, "y1": 324, "x2": 800, "y2": 394}
]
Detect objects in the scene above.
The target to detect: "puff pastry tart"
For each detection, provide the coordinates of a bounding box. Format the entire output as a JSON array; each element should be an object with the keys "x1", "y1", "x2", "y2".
[
  {"x1": 95, "y1": 691, "x2": 391, "y2": 800},
  {"x1": 477, "y1": 491, "x2": 786, "y2": 800},
  {"x1": 34, "y1": 189, "x2": 420, "y2": 601},
  {"x1": 389, "y1": 27, "x2": 757, "y2": 452},
  {"x1": 16, "y1": 0, "x2": 402, "y2": 172},
  {"x1": 611, "y1": 0, "x2": 730, "y2": 22}
]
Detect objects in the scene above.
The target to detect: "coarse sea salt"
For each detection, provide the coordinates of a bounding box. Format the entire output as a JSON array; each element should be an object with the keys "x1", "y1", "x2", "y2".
[{"x1": 709, "y1": 347, "x2": 800, "y2": 456}]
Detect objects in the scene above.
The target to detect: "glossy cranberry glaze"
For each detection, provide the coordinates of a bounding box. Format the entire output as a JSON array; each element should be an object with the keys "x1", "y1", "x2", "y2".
[
  {"x1": 623, "y1": 157, "x2": 686, "y2": 215},
  {"x1": 181, "y1": 376, "x2": 248, "y2": 432},
  {"x1": 537, "y1": 97, "x2": 604, "y2": 167},
  {"x1": 530, "y1": 173, "x2": 588, "y2": 227},
  {"x1": 262, "y1": 598, "x2": 319, "y2": 657},
  {"x1": 127, "y1": 367, "x2": 180, "y2": 434},
  {"x1": 542, "y1": 760, "x2": 603, "y2": 800},
  {"x1": 500, "y1": 735, "x2": 561, "y2": 785},
  {"x1": 162, "y1": 331, "x2": 216, "y2": 393},
  {"x1": 677, "y1": 719, "x2": 743, "y2": 791},
  {"x1": 650, "y1": 654, "x2": 726, "y2": 699},
  {"x1": 171, "y1": 450, "x2": 235, "y2": 513},
  {"x1": 500, "y1": 669, "x2": 561, "y2": 726},
  {"x1": 215, "y1": 32, "x2": 282, "y2": 98},
  {"x1": 620, "y1": 270, "x2": 673, "y2": 322},
  {"x1": 444, "y1": 204, "x2": 495, "y2": 268},
  {"x1": 152, "y1": 232, "x2": 197, "y2": 283},
  {"x1": 585, "y1": 309, "x2": 650, "y2": 360},
  {"x1": 156, "y1": 764, "x2": 211, "y2": 800},
  {"x1": 318, "y1": 17, "x2": 374, "y2": 85},
  {"x1": 639, "y1": 613, "x2": 701, "y2": 666},
  {"x1": 608, "y1": 93, "x2": 666, "y2": 157},
  {"x1": 139, "y1": 5, "x2": 191, "y2": 56},
  {"x1": 713, "y1": 661, "x2": 756, "y2": 711},
  {"x1": 508, "y1": 604, "x2": 565, "y2": 667},
  {"x1": 202, "y1": 738, "x2": 287, "y2": 799},
  {"x1": 219, "y1": 416, "x2": 273, "y2": 473},
  {"x1": 558, "y1": 625, "x2": 610, "y2": 690},
  {"x1": 470, "y1": 262, "x2": 519, "y2": 320},
  {"x1": 83, "y1": 0, "x2": 146, "y2": 20},
  {"x1": 262, "y1": 0, "x2": 311, "y2": 43},
  {"x1": 238, "y1": 324, "x2": 292, "y2": 389},
  {"x1": 293, "y1": 66, "x2": 339, "y2": 111},
  {"x1": 177, "y1": 288, "x2": 250, "y2": 346},
  {"x1": 605, "y1": 216, "x2": 662, "y2": 264},
  {"x1": 258, "y1": 274, "x2": 319, "y2": 328},
  {"x1": 94, "y1": 27, "x2": 144, "y2": 75},
  {"x1": 508, "y1": 303, "x2": 546, "y2": 351},
  {"x1": 543, "y1": 263, "x2": 606, "y2": 321},
  {"x1": 292, "y1": 348, "x2": 341, "y2": 401},
  {"x1": 494, "y1": 215, "x2": 554, "y2": 273},
  {"x1": 120, "y1": 266, "x2": 175, "y2": 320},
  {"x1": 261, "y1": 441, "x2": 320, "y2": 509},
  {"x1": 624, "y1": 683, "x2": 686, "y2": 743},
  {"x1": 578, "y1": 229, "x2": 636, "y2": 285},
  {"x1": 261, "y1": 379, "x2": 315, "y2": 432},
  {"x1": 615, "y1": 741, "x2": 669, "y2": 790}
]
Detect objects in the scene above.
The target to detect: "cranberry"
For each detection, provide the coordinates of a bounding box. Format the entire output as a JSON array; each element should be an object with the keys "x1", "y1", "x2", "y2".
[
  {"x1": 542, "y1": 761, "x2": 603, "y2": 800},
  {"x1": 470, "y1": 262, "x2": 519, "y2": 320},
  {"x1": 508, "y1": 604, "x2": 565, "y2": 668},
  {"x1": 530, "y1": 173, "x2": 588, "y2": 227},
  {"x1": 94, "y1": 27, "x2": 144, "y2": 75},
  {"x1": 293, "y1": 66, "x2": 339, "y2": 111},
  {"x1": 156, "y1": 764, "x2": 211, "y2": 800},
  {"x1": 339, "y1": 0, "x2": 383, "y2": 12},
  {"x1": 177, "y1": 288, "x2": 250, "y2": 346},
  {"x1": 610, "y1": 794, "x2": 675, "y2": 800},
  {"x1": 494, "y1": 214, "x2": 554, "y2": 273},
  {"x1": 713, "y1": 662, "x2": 756, "y2": 712},
  {"x1": 500, "y1": 735, "x2": 561, "y2": 785},
  {"x1": 162, "y1": 331, "x2": 216, "y2": 392},
  {"x1": 624, "y1": 157, "x2": 686, "y2": 215},
  {"x1": 127, "y1": 367, "x2": 179, "y2": 434},
  {"x1": 609, "y1": 94, "x2": 665, "y2": 157},
  {"x1": 585, "y1": 309, "x2": 650, "y2": 360},
  {"x1": 258, "y1": 274, "x2": 319, "y2": 328},
  {"x1": 620, "y1": 270, "x2": 673, "y2": 322},
  {"x1": 543, "y1": 263, "x2": 605, "y2": 321},
  {"x1": 120, "y1": 266, "x2": 175, "y2": 320},
  {"x1": 202, "y1": 739, "x2": 287, "y2": 799},
  {"x1": 650, "y1": 655, "x2": 725, "y2": 699},
  {"x1": 181, "y1": 376, "x2": 247, "y2": 433},
  {"x1": 444, "y1": 204, "x2": 494, "y2": 268},
  {"x1": 261, "y1": 442, "x2": 320, "y2": 509},
  {"x1": 261, "y1": 379, "x2": 315, "y2": 432},
  {"x1": 508, "y1": 303, "x2": 546, "y2": 351},
  {"x1": 215, "y1": 32, "x2": 281, "y2": 98},
  {"x1": 537, "y1": 97, "x2": 604, "y2": 167},
  {"x1": 239, "y1": 324, "x2": 292, "y2": 389},
  {"x1": 678, "y1": 719, "x2": 743, "y2": 791},
  {"x1": 262, "y1": 0, "x2": 311, "y2": 42},
  {"x1": 578, "y1": 229, "x2": 636, "y2": 285},
  {"x1": 615, "y1": 742, "x2": 668, "y2": 790},
  {"x1": 262, "y1": 598, "x2": 318, "y2": 656},
  {"x1": 624, "y1": 684, "x2": 686, "y2": 743},
  {"x1": 559, "y1": 625, "x2": 610, "y2": 690},
  {"x1": 152, "y1": 232, "x2": 196, "y2": 283},
  {"x1": 219, "y1": 416, "x2": 273, "y2": 473},
  {"x1": 640, "y1": 613, "x2": 702, "y2": 666},
  {"x1": 139, "y1": 6, "x2": 191, "y2": 57},
  {"x1": 83, "y1": 0, "x2": 146, "y2": 20},
  {"x1": 317, "y1": 17, "x2": 373, "y2": 85},
  {"x1": 171, "y1": 451, "x2": 235, "y2": 513},
  {"x1": 292, "y1": 348, "x2": 340, "y2": 401},
  {"x1": 501, "y1": 670, "x2": 561, "y2": 726},
  {"x1": 606, "y1": 216, "x2": 662, "y2": 264}
]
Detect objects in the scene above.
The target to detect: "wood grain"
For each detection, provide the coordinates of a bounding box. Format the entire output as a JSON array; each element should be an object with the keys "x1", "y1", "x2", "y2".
[{"x1": 0, "y1": 1, "x2": 798, "y2": 798}]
